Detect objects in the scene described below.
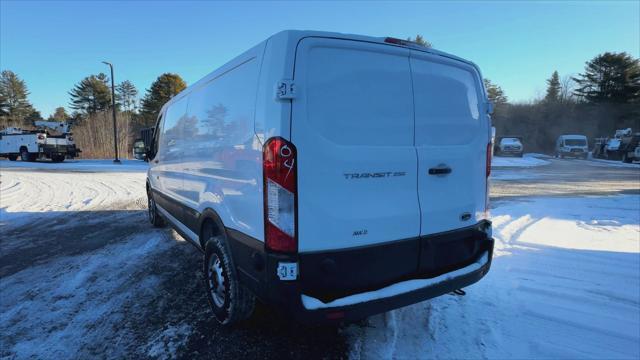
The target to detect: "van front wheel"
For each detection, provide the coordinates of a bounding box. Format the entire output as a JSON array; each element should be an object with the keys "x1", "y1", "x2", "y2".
[{"x1": 203, "y1": 234, "x2": 255, "y2": 325}]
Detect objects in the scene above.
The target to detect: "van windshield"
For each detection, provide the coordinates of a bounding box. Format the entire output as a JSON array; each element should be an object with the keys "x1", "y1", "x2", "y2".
[
  {"x1": 565, "y1": 139, "x2": 586, "y2": 146},
  {"x1": 500, "y1": 138, "x2": 521, "y2": 145}
]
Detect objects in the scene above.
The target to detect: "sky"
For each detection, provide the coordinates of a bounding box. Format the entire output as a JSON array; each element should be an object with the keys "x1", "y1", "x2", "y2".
[{"x1": 1, "y1": 0, "x2": 638, "y2": 118}]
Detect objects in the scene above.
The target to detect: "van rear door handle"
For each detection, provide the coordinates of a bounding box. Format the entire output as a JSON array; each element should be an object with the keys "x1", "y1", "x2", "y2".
[{"x1": 428, "y1": 166, "x2": 452, "y2": 175}]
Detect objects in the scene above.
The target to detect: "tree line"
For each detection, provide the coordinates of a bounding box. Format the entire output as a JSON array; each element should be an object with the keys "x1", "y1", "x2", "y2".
[
  {"x1": 0, "y1": 70, "x2": 186, "y2": 158},
  {"x1": 488, "y1": 51, "x2": 639, "y2": 153},
  {"x1": 2, "y1": 36, "x2": 638, "y2": 157}
]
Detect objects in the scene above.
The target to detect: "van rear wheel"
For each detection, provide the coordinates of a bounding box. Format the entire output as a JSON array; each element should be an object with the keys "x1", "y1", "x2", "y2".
[
  {"x1": 203, "y1": 233, "x2": 255, "y2": 325},
  {"x1": 147, "y1": 191, "x2": 165, "y2": 227}
]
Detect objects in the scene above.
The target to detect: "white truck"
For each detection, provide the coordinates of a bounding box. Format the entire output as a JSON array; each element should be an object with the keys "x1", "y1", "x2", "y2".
[
  {"x1": 0, "y1": 121, "x2": 80, "y2": 162},
  {"x1": 145, "y1": 30, "x2": 494, "y2": 325},
  {"x1": 555, "y1": 134, "x2": 588, "y2": 159},
  {"x1": 495, "y1": 136, "x2": 524, "y2": 157}
]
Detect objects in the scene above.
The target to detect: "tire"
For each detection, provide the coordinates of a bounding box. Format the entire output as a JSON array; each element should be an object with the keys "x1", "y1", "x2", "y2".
[
  {"x1": 203, "y1": 231, "x2": 255, "y2": 325},
  {"x1": 51, "y1": 155, "x2": 65, "y2": 163},
  {"x1": 623, "y1": 153, "x2": 632, "y2": 163},
  {"x1": 20, "y1": 148, "x2": 29, "y2": 161},
  {"x1": 8, "y1": 154, "x2": 17, "y2": 161},
  {"x1": 147, "y1": 190, "x2": 165, "y2": 227}
]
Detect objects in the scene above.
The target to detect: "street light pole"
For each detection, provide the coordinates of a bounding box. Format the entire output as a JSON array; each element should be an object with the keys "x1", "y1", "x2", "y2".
[{"x1": 102, "y1": 61, "x2": 121, "y2": 164}]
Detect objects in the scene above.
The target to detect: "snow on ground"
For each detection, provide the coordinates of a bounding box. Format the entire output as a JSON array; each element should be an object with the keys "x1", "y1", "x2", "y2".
[
  {"x1": 492, "y1": 153, "x2": 551, "y2": 168},
  {"x1": 0, "y1": 159, "x2": 148, "y2": 172},
  {"x1": 0, "y1": 231, "x2": 178, "y2": 359},
  {"x1": 348, "y1": 195, "x2": 640, "y2": 359},
  {"x1": 0, "y1": 160, "x2": 147, "y2": 228}
]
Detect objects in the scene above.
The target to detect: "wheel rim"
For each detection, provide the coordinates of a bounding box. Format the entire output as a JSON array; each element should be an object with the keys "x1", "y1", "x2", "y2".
[
  {"x1": 208, "y1": 254, "x2": 226, "y2": 308},
  {"x1": 148, "y1": 196, "x2": 155, "y2": 222}
]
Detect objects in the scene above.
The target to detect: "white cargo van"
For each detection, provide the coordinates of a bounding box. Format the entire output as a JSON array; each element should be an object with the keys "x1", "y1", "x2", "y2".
[
  {"x1": 555, "y1": 134, "x2": 588, "y2": 159},
  {"x1": 146, "y1": 30, "x2": 494, "y2": 325}
]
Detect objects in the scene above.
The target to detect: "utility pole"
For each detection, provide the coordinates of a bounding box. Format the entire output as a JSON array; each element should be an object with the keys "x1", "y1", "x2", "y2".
[{"x1": 102, "y1": 61, "x2": 121, "y2": 164}]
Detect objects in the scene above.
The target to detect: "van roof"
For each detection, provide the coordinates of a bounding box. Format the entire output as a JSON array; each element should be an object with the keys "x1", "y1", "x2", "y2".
[
  {"x1": 270, "y1": 30, "x2": 479, "y2": 67},
  {"x1": 160, "y1": 30, "x2": 482, "y2": 114}
]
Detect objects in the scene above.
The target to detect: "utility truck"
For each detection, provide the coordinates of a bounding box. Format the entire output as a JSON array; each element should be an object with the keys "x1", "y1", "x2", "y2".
[
  {"x1": 0, "y1": 121, "x2": 80, "y2": 162},
  {"x1": 593, "y1": 128, "x2": 640, "y2": 163},
  {"x1": 146, "y1": 30, "x2": 494, "y2": 325}
]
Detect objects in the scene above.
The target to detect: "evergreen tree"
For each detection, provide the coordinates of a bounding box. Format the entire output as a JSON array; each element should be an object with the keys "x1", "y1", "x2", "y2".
[
  {"x1": 24, "y1": 109, "x2": 43, "y2": 124},
  {"x1": 484, "y1": 78, "x2": 508, "y2": 105},
  {"x1": 68, "y1": 73, "x2": 112, "y2": 114},
  {"x1": 407, "y1": 34, "x2": 432, "y2": 48},
  {"x1": 544, "y1": 71, "x2": 561, "y2": 103},
  {"x1": 140, "y1": 73, "x2": 186, "y2": 125},
  {"x1": 573, "y1": 52, "x2": 640, "y2": 103},
  {"x1": 0, "y1": 93, "x2": 9, "y2": 117},
  {"x1": 0, "y1": 70, "x2": 34, "y2": 126},
  {"x1": 49, "y1": 107, "x2": 69, "y2": 121},
  {"x1": 116, "y1": 80, "x2": 138, "y2": 112}
]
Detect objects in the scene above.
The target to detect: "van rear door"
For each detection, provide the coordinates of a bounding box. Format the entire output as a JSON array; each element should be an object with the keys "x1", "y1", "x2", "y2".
[
  {"x1": 410, "y1": 51, "x2": 488, "y2": 235},
  {"x1": 292, "y1": 38, "x2": 421, "y2": 254}
]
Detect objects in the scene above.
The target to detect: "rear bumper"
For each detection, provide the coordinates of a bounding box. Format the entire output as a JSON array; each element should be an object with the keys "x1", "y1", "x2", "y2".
[
  {"x1": 230, "y1": 221, "x2": 494, "y2": 324},
  {"x1": 292, "y1": 247, "x2": 492, "y2": 323},
  {"x1": 559, "y1": 149, "x2": 587, "y2": 157},
  {"x1": 39, "y1": 144, "x2": 80, "y2": 158}
]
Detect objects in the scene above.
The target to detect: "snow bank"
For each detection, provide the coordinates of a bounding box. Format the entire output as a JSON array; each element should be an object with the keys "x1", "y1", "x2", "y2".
[
  {"x1": 491, "y1": 153, "x2": 551, "y2": 168},
  {"x1": 348, "y1": 195, "x2": 640, "y2": 359}
]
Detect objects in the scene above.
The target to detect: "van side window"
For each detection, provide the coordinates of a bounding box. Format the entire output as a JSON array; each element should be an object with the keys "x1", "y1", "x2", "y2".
[
  {"x1": 152, "y1": 114, "x2": 164, "y2": 159},
  {"x1": 159, "y1": 97, "x2": 189, "y2": 161},
  {"x1": 411, "y1": 56, "x2": 482, "y2": 146}
]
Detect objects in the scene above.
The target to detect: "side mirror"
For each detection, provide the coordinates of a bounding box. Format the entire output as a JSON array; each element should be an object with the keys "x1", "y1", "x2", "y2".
[{"x1": 486, "y1": 101, "x2": 494, "y2": 115}]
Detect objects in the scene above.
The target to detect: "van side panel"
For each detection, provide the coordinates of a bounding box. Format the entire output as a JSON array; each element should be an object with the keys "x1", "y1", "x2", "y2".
[
  {"x1": 180, "y1": 53, "x2": 264, "y2": 240},
  {"x1": 292, "y1": 38, "x2": 421, "y2": 252},
  {"x1": 254, "y1": 32, "x2": 297, "y2": 146}
]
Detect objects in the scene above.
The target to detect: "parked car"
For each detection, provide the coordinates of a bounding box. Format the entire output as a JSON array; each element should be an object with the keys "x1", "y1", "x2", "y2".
[
  {"x1": 495, "y1": 136, "x2": 523, "y2": 157},
  {"x1": 555, "y1": 134, "x2": 588, "y2": 159},
  {"x1": 145, "y1": 30, "x2": 494, "y2": 325}
]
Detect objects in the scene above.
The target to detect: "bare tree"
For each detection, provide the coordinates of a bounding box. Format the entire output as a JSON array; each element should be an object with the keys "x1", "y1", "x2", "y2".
[{"x1": 560, "y1": 75, "x2": 576, "y2": 104}]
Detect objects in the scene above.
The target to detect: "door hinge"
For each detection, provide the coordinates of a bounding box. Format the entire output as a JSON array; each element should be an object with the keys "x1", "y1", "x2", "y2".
[{"x1": 275, "y1": 80, "x2": 296, "y2": 100}]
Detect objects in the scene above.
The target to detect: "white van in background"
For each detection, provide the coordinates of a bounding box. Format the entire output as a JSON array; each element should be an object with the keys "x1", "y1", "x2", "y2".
[
  {"x1": 146, "y1": 30, "x2": 494, "y2": 325},
  {"x1": 556, "y1": 134, "x2": 588, "y2": 159}
]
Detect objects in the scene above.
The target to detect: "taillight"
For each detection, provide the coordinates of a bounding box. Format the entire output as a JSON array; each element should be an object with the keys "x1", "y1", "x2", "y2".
[{"x1": 263, "y1": 137, "x2": 297, "y2": 253}]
